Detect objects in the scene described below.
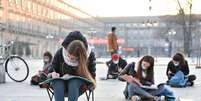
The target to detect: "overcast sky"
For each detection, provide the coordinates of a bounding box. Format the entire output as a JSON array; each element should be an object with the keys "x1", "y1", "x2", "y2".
[{"x1": 68, "y1": 0, "x2": 201, "y2": 17}]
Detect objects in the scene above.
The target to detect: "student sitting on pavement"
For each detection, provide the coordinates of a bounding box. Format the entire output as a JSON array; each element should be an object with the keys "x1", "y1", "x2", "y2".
[
  {"x1": 106, "y1": 54, "x2": 127, "y2": 79},
  {"x1": 166, "y1": 53, "x2": 196, "y2": 87},
  {"x1": 30, "y1": 51, "x2": 52, "y2": 87},
  {"x1": 48, "y1": 31, "x2": 96, "y2": 101},
  {"x1": 119, "y1": 55, "x2": 175, "y2": 101}
]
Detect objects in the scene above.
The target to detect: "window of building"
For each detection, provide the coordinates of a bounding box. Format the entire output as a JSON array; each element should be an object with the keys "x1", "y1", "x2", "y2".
[
  {"x1": 16, "y1": 0, "x2": 22, "y2": 8},
  {"x1": 38, "y1": 5, "x2": 41, "y2": 16},
  {"x1": 0, "y1": 10, "x2": 2, "y2": 18},
  {"x1": 32, "y1": 3, "x2": 36, "y2": 14},
  {"x1": 27, "y1": 1, "x2": 32, "y2": 12},
  {"x1": 8, "y1": 0, "x2": 16, "y2": 7}
]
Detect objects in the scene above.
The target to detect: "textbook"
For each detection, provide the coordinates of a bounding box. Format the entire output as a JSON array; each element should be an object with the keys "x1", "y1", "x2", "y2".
[
  {"x1": 120, "y1": 75, "x2": 164, "y2": 90},
  {"x1": 40, "y1": 75, "x2": 92, "y2": 85},
  {"x1": 120, "y1": 75, "x2": 142, "y2": 86},
  {"x1": 140, "y1": 85, "x2": 158, "y2": 90}
]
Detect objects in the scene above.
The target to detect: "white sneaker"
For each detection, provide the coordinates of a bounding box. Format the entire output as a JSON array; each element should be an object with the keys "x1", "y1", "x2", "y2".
[
  {"x1": 131, "y1": 95, "x2": 141, "y2": 101},
  {"x1": 160, "y1": 96, "x2": 165, "y2": 101},
  {"x1": 136, "y1": 95, "x2": 141, "y2": 101},
  {"x1": 154, "y1": 96, "x2": 165, "y2": 101}
]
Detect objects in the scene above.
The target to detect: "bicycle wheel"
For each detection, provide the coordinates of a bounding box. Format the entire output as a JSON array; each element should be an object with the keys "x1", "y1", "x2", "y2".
[{"x1": 5, "y1": 56, "x2": 29, "y2": 82}]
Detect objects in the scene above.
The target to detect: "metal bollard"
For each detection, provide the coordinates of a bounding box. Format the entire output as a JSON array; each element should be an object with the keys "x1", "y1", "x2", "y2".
[{"x1": 0, "y1": 57, "x2": 5, "y2": 83}]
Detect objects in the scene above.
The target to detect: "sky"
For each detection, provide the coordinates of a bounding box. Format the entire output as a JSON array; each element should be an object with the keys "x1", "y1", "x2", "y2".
[{"x1": 67, "y1": 0, "x2": 201, "y2": 17}]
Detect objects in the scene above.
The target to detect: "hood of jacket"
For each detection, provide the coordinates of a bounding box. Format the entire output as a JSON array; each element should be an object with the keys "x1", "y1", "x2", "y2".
[{"x1": 62, "y1": 31, "x2": 88, "y2": 50}]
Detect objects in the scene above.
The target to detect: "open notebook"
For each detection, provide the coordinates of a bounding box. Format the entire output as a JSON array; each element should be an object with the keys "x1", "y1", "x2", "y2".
[
  {"x1": 121, "y1": 75, "x2": 164, "y2": 90},
  {"x1": 40, "y1": 74, "x2": 92, "y2": 85},
  {"x1": 140, "y1": 85, "x2": 158, "y2": 90}
]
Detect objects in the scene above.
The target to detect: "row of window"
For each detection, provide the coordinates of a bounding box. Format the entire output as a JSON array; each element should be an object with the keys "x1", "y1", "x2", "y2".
[
  {"x1": 5, "y1": 0, "x2": 103, "y2": 36},
  {"x1": 8, "y1": 12, "x2": 59, "y2": 35},
  {"x1": 7, "y1": 0, "x2": 102, "y2": 27}
]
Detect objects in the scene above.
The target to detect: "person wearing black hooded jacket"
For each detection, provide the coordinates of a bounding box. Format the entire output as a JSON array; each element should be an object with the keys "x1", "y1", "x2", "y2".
[
  {"x1": 106, "y1": 54, "x2": 127, "y2": 79},
  {"x1": 166, "y1": 53, "x2": 196, "y2": 86},
  {"x1": 48, "y1": 31, "x2": 96, "y2": 101}
]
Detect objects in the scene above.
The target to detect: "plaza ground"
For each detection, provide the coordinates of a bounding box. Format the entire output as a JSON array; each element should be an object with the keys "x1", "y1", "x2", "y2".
[{"x1": 0, "y1": 58, "x2": 200, "y2": 101}]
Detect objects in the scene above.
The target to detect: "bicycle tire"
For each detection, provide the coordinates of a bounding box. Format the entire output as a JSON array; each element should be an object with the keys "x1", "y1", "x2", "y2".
[{"x1": 5, "y1": 56, "x2": 29, "y2": 82}]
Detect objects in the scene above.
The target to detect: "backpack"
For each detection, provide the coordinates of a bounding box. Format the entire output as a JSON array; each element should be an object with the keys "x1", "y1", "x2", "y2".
[
  {"x1": 168, "y1": 71, "x2": 188, "y2": 87},
  {"x1": 30, "y1": 71, "x2": 50, "y2": 88},
  {"x1": 38, "y1": 72, "x2": 50, "y2": 88},
  {"x1": 31, "y1": 65, "x2": 51, "y2": 88},
  {"x1": 30, "y1": 75, "x2": 40, "y2": 85}
]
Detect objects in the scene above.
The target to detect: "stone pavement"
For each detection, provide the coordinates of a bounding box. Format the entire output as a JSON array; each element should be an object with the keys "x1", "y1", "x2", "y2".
[{"x1": 0, "y1": 59, "x2": 201, "y2": 101}]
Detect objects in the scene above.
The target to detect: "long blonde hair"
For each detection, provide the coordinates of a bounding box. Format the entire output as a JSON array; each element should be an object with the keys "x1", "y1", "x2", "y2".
[{"x1": 67, "y1": 40, "x2": 96, "y2": 87}]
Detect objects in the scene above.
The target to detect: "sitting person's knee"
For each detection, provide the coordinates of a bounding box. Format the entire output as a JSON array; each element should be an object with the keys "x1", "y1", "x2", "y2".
[
  {"x1": 189, "y1": 75, "x2": 196, "y2": 81},
  {"x1": 68, "y1": 79, "x2": 83, "y2": 87},
  {"x1": 128, "y1": 83, "x2": 138, "y2": 89},
  {"x1": 52, "y1": 80, "x2": 63, "y2": 86}
]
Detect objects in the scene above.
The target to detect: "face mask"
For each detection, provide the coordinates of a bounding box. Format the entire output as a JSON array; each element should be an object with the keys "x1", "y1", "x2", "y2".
[
  {"x1": 113, "y1": 60, "x2": 119, "y2": 64},
  {"x1": 141, "y1": 64, "x2": 147, "y2": 70},
  {"x1": 44, "y1": 58, "x2": 49, "y2": 62},
  {"x1": 62, "y1": 47, "x2": 79, "y2": 67},
  {"x1": 174, "y1": 63, "x2": 179, "y2": 66},
  {"x1": 66, "y1": 55, "x2": 79, "y2": 66}
]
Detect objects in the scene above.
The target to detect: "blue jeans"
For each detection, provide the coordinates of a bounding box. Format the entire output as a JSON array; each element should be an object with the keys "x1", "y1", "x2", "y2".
[
  {"x1": 52, "y1": 79, "x2": 84, "y2": 101},
  {"x1": 128, "y1": 83, "x2": 175, "y2": 101}
]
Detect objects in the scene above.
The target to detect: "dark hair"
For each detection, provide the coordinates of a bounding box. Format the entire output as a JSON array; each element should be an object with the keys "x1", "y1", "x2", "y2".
[
  {"x1": 62, "y1": 31, "x2": 88, "y2": 50},
  {"x1": 173, "y1": 53, "x2": 186, "y2": 65},
  {"x1": 111, "y1": 27, "x2": 116, "y2": 32},
  {"x1": 43, "y1": 51, "x2": 52, "y2": 62},
  {"x1": 136, "y1": 55, "x2": 154, "y2": 83}
]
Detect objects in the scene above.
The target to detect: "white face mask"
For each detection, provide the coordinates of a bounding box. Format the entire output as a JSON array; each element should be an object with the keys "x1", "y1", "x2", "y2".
[
  {"x1": 174, "y1": 63, "x2": 179, "y2": 66},
  {"x1": 44, "y1": 58, "x2": 49, "y2": 62},
  {"x1": 62, "y1": 47, "x2": 79, "y2": 67},
  {"x1": 113, "y1": 60, "x2": 119, "y2": 64}
]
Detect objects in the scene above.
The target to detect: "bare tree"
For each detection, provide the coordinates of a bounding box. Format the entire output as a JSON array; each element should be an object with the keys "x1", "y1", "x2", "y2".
[{"x1": 175, "y1": 0, "x2": 192, "y2": 57}]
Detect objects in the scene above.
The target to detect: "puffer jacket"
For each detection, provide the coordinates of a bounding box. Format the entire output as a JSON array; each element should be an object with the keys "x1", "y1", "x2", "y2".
[{"x1": 48, "y1": 31, "x2": 96, "y2": 79}]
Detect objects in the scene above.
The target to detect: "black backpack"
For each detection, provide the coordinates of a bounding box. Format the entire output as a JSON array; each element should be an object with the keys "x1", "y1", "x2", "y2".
[{"x1": 31, "y1": 72, "x2": 49, "y2": 88}]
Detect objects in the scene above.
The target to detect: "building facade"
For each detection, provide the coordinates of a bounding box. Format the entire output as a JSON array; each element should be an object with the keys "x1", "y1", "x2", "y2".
[
  {"x1": 0, "y1": 0, "x2": 104, "y2": 58},
  {"x1": 97, "y1": 15, "x2": 201, "y2": 57}
]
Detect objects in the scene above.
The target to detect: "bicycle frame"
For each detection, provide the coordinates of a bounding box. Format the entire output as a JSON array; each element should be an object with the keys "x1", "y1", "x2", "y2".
[{"x1": 0, "y1": 41, "x2": 29, "y2": 82}]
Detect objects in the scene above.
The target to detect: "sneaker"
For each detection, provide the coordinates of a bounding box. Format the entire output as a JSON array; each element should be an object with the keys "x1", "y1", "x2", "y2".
[
  {"x1": 186, "y1": 82, "x2": 194, "y2": 86},
  {"x1": 154, "y1": 96, "x2": 165, "y2": 101},
  {"x1": 99, "y1": 77, "x2": 107, "y2": 80},
  {"x1": 135, "y1": 95, "x2": 141, "y2": 101},
  {"x1": 131, "y1": 95, "x2": 141, "y2": 101},
  {"x1": 160, "y1": 96, "x2": 165, "y2": 101}
]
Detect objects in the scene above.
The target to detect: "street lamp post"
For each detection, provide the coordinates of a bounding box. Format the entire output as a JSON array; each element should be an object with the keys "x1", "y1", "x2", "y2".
[
  {"x1": 46, "y1": 34, "x2": 54, "y2": 54},
  {"x1": 0, "y1": 23, "x2": 5, "y2": 84},
  {"x1": 0, "y1": 23, "x2": 5, "y2": 56},
  {"x1": 88, "y1": 29, "x2": 97, "y2": 51},
  {"x1": 168, "y1": 29, "x2": 176, "y2": 57},
  {"x1": 196, "y1": 38, "x2": 201, "y2": 68},
  {"x1": 46, "y1": 34, "x2": 54, "y2": 39}
]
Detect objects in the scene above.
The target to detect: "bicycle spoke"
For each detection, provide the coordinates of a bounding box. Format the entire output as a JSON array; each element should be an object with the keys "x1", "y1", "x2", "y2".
[{"x1": 6, "y1": 56, "x2": 29, "y2": 82}]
